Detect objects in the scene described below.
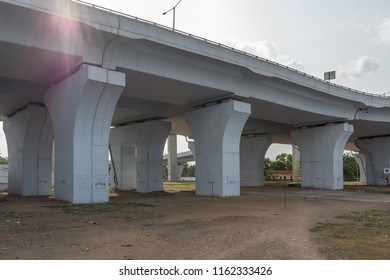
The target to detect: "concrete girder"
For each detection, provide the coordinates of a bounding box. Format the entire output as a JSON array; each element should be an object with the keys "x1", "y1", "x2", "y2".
[
  {"x1": 185, "y1": 99, "x2": 251, "y2": 197},
  {"x1": 291, "y1": 123, "x2": 354, "y2": 190},
  {"x1": 3, "y1": 105, "x2": 53, "y2": 196},
  {"x1": 240, "y1": 136, "x2": 272, "y2": 187},
  {"x1": 110, "y1": 120, "x2": 171, "y2": 193},
  {"x1": 355, "y1": 136, "x2": 390, "y2": 186},
  {"x1": 44, "y1": 65, "x2": 125, "y2": 203}
]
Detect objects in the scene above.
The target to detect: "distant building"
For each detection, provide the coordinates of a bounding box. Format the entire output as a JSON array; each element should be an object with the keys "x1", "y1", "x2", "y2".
[{"x1": 268, "y1": 170, "x2": 294, "y2": 181}]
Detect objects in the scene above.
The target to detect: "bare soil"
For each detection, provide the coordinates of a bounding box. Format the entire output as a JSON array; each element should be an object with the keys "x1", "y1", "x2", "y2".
[{"x1": 0, "y1": 185, "x2": 389, "y2": 260}]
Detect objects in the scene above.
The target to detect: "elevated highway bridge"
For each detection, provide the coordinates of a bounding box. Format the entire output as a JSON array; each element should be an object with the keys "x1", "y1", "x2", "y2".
[{"x1": 1, "y1": 0, "x2": 390, "y2": 203}]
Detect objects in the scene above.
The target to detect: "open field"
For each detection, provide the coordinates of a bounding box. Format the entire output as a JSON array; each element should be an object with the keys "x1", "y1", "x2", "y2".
[{"x1": 0, "y1": 183, "x2": 390, "y2": 260}]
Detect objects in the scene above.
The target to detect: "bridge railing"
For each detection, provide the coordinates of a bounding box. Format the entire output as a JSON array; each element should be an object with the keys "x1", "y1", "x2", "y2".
[{"x1": 73, "y1": 0, "x2": 389, "y2": 99}]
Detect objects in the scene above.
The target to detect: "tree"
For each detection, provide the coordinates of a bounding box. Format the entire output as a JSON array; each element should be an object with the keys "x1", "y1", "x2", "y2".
[
  {"x1": 264, "y1": 153, "x2": 293, "y2": 180},
  {"x1": 273, "y1": 153, "x2": 292, "y2": 170},
  {"x1": 264, "y1": 157, "x2": 273, "y2": 179},
  {"x1": 343, "y1": 152, "x2": 359, "y2": 181},
  {"x1": 182, "y1": 163, "x2": 195, "y2": 177},
  {"x1": 163, "y1": 164, "x2": 168, "y2": 180},
  {"x1": 0, "y1": 156, "x2": 8, "y2": 164}
]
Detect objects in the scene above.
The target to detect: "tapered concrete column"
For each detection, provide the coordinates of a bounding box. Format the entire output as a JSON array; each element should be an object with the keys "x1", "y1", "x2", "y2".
[
  {"x1": 177, "y1": 163, "x2": 185, "y2": 179},
  {"x1": 110, "y1": 120, "x2": 171, "y2": 193},
  {"x1": 117, "y1": 145, "x2": 136, "y2": 190},
  {"x1": 353, "y1": 153, "x2": 367, "y2": 184},
  {"x1": 185, "y1": 100, "x2": 251, "y2": 197},
  {"x1": 355, "y1": 137, "x2": 390, "y2": 186},
  {"x1": 291, "y1": 123, "x2": 353, "y2": 190},
  {"x1": 188, "y1": 141, "x2": 195, "y2": 161},
  {"x1": 3, "y1": 106, "x2": 53, "y2": 196},
  {"x1": 44, "y1": 65, "x2": 125, "y2": 203},
  {"x1": 167, "y1": 134, "x2": 179, "y2": 181},
  {"x1": 240, "y1": 136, "x2": 272, "y2": 186}
]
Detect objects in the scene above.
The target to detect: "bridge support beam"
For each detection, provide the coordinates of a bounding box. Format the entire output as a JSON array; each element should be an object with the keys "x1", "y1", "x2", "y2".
[
  {"x1": 240, "y1": 136, "x2": 272, "y2": 186},
  {"x1": 355, "y1": 136, "x2": 390, "y2": 186},
  {"x1": 3, "y1": 106, "x2": 53, "y2": 196},
  {"x1": 110, "y1": 120, "x2": 171, "y2": 193},
  {"x1": 185, "y1": 100, "x2": 251, "y2": 197},
  {"x1": 291, "y1": 123, "x2": 353, "y2": 190},
  {"x1": 44, "y1": 65, "x2": 125, "y2": 203},
  {"x1": 167, "y1": 134, "x2": 179, "y2": 181},
  {"x1": 353, "y1": 153, "x2": 367, "y2": 184}
]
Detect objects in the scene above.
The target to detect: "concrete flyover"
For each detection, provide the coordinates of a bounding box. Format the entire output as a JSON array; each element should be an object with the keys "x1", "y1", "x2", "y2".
[{"x1": 1, "y1": 0, "x2": 390, "y2": 203}]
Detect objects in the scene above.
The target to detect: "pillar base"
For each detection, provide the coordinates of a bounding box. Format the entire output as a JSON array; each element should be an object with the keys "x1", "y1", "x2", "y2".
[
  {"x1": 110, "y1": 120, "x2": 171, "y2": 193},
  {"x1": 356, "y1": 136, "x2": 390, "y2": 186},
  {"x1": 186, "y1": 100, "x2": 251, "y2": 197},
  {"x1": 4, "y1": 106, "x2": 53, "y2": 196},
  {"x1": 45, "y1": 65, "x2": 125, "y2": 203},
  {"x1": 291, "y1": 123, "x2": 353, "y2": 190},
  {"x1": 240, "y1": 136, "x2": 272, "y2": 187}
]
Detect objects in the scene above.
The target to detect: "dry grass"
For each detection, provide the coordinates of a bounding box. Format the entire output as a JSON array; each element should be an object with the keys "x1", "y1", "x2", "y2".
[{"x1": 310, "y1": 209, "x2": 390, "y2": 259}]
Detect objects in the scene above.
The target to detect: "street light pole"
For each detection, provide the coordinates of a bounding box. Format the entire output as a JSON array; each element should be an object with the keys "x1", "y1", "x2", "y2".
[{"x1": 162, "y1": 0, "x2": 182, "y2": 30}]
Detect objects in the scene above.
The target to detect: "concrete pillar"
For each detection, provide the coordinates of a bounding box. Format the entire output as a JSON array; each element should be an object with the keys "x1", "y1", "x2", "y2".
[
  {"x1": 44, "y1": 65, "x2": 125, "y2": 203},
  {"x1": 292, "y1": 145, "x2": 301, "y2": 181},
  {"x1": 167, "y1": 134, "x2": 179, "y2": 181},
  {"x1": 188, "y1": 141, "x2": 195, "y2": 161},
  {"x1": 355, "y1": 136, "x2": 390, "y2": 186},
  {"x1": 353, "y1": 153, "x2": 367, "y2": 184},
  {"x1": 240, "y1": 136, "x2": 272, "y2": 186},
  {"x1": 185, "y1": 100, "x2": 251, "y2": 197},
  {"x1": 119, "y1": 145, "x2": 137, "y2": 190},
  {"x1": 110, "y1": 120, "x2": 171, "y2": 193},
  {"x1": 3, "y1": 106, "x2": 53, "y2": 196},
  {"x1": 177, "y1": 163, "x2": 185, "y2": 179},
  {"x1": 291, "y1": 123, "x2": 353, "y2": 190}
]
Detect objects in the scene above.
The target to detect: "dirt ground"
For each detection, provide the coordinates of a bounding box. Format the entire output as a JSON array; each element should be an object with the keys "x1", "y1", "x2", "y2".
[{"x1": 1, "y1": 185, "x2": 389, "y2": 260}]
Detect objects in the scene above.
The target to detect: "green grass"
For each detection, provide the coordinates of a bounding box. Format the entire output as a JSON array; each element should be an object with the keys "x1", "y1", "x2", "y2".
[
  {"x1": 310, "y1": 209, "x2": 390, "y2": 259},
  {"x1": 163, "y1": 181, "x2": 196, "y2": 191},
  {"x1": 163, "y1": 181, "x2": 196, "y2": 186}
]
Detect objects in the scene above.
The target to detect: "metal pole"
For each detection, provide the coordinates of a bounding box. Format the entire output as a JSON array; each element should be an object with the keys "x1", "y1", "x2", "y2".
[
  {"x1": 284, "y1": 184, "x2": 287, "y2": 210},
  {"x1": 173, "y1": 7, "x2": 176, "y2": 30},
  {"x1": 162, "y1": 0, "x2": 182, "y2": 30}
]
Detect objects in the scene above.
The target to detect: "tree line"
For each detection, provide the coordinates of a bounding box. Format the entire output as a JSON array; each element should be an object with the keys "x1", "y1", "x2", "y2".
[
  {"x1": 264, "y1": 152, "x2": 359, "y2": 182},
  {"x1": 163, "y1": 152, "x2": 359, "y2": 182}
]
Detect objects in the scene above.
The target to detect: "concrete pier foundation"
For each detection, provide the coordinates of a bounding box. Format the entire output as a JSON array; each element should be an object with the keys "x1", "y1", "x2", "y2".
[
  {"x1": 3, "y1": 106, "x2": 53, "y2": 196},
  {"x1": 167, "y1": 134, "x2": 179, "y2": 181},
  {"x1": 44, "y1": 65, "x2": 125, "y2": 203},
  {"x1": 353, "y1": 153, "x2": 367, "y2": 184},
  {"x1": 291, "y1": 123, "x2": 353, "y2": 190},
  {"x1": 355, "y1": 136, "x2": 390, "y2": 186},
  {"x1": 240, "y1": 136, "x2": 272, "y2": 186},
  {"x1": 185, "y1": 100, "x2": 251, "y2": 197},
  {"x1": 110, "y1": 120, "x2": 171, "y2": 193}
]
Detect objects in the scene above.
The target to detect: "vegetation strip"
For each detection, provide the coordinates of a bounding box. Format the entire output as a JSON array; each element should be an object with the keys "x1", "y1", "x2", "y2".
[
  {"x1": 42, "y1": 201, "x2": 155, "y2": 214},
  {"x1": 310, "y1": 209, "x2": 390, "y2": 259}
]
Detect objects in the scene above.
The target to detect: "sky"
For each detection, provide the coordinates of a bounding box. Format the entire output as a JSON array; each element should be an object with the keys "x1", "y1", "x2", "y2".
[
  {"x1": 1, "y1": 0, "x2": 389, "y2": 159},
  {"x1": 85, "y1": 0, "x2": 390, "y2": 94}
]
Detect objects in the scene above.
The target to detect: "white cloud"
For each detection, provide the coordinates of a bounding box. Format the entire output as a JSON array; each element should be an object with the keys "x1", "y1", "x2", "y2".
[
  {"x1": 378, "y1": 18, "x2": 390, "y2": 43},
  {"x1": 338, "y1": 56, "x2": 381, "y2": 79},
  {"x1": 224, "y1": 40, "x2": 304, "y2": 70}
]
